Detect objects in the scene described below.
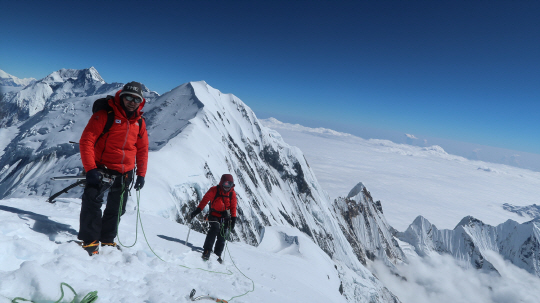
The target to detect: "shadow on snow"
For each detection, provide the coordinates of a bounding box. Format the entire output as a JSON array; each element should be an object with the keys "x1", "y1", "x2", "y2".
[
  {"x1": 157, "y1": 234, "x2": 204, "y2": 253},
  {"x1": 0, "y1": 205, "x2": 78, "y2": 241}
]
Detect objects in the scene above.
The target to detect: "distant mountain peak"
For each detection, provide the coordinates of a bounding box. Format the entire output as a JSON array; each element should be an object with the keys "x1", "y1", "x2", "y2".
[
  {"x1": 412, "y1": 215, "x2": 431, "y2": 226},
  {"x1": 347, "y1": 182, "x2": 366, "y2": 199},
  {"x1": 0, "y1": 67, "x2": 128, "y2": 127},
  {"x1": 400, "y1": 214, "x2": 540, "y2": 277},
  {"x1": 455, "y1": 215, "x2": 485, "y2": 229},
  {"x1": 0, "y1": 69, "x2": 36, "y2": 88},
  {"x1": 42, "y1": 67, "x2": 105, "y2": 85}
]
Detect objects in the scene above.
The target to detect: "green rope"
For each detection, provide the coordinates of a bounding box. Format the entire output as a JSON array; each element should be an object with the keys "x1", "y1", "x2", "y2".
[
  {"x1": 115, "y1": 183, "x2": 139, "y2": 248},
  {"x1": 115, "y1": 190, "x2": 256, "y2": 300},
  {"x1": 221, "y1": 225, "x2": 256, "y2": 301},
  {"x1": 116, "y1": 190, "x2": 234, "y2": 275},
  {"x1": 11, "y1": 282, "x2": 98, "y2": 303}
]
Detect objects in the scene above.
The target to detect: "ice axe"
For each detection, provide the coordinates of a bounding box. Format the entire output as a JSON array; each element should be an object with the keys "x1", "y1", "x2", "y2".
[
  {"x1": 47, "y1": 169, "x2": 115, "y2": 203},
  {"x1": 189, "y1": 289, "x2": 228, "y2": 302}
]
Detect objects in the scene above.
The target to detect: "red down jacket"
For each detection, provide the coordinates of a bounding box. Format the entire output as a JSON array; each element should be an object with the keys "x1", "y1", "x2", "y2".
[
  {"x1": 196, "y1": 186, "x2": 238, "y2": 218},
  {"x1": 80, "y1": 90, "x2": 149, "y2": 176}
]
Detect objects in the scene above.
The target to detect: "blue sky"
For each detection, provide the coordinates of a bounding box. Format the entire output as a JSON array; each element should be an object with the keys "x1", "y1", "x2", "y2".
[{"x1": 2, "y1": 0, "x2": 540, "y2": 154}]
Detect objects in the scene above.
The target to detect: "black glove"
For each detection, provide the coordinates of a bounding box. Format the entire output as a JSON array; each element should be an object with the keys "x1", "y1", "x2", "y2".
[
  {"x1": 190, "y1": 208, "x2": 202, "y2": 221},
  {"x1": 134, "y1": 176, "x2": 145, "y2": 190},
  {"x1": 85, "y1": 169, "x2": 102, "y2": 186},
  {"x1": 230, "y1": 217, "x2": 237, "y2": 230}
]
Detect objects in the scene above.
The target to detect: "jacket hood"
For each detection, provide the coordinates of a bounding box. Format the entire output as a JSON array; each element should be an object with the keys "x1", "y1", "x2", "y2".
[
  {"x1": 112, "y1": 89, "x2": 146, "y2": 119},
  {"x1": 219, "y1": 174, "x2": 234, "y2": 186}
]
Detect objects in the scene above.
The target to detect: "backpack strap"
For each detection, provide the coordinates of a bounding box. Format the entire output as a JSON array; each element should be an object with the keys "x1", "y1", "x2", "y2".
[
  {"x1": 95, "y1": 104, "x2": 115, "y2": 146},
  {"x1": 209, "y1": 187, "x2": 233, "y2": 217},
  {"x1": 137, "y1": 116, "x2": 145, "y2": 139},
  {"x1": 93, "y1": 96, "x2": 145, "y2": 143}
]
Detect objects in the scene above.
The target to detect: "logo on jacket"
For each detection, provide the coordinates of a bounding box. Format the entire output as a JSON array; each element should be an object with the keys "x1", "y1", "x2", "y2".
[{"x1": 115, "y1": 119, "x2": 121, "y2": 124}]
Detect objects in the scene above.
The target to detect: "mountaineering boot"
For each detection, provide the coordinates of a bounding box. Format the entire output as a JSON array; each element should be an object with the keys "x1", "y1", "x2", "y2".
[
  {"x1": 202, "y1": 250, "x2": 211, "y2": 261},
  {"x1": 101, "y1": 242, "x2": 122, "y2": 251},
  {"x1": 82, "y1": 240, "x2": 99, "y2": 256},
  {"x1": 217, "y1": 256, "x2": 223, "y2": 264}
]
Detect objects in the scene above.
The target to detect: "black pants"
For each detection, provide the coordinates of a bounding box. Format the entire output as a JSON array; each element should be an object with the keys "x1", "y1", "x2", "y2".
[
  {"x1": 78, "y1": 171, "x2": 133, "y2": 243},
  {"x1": 203, "y1": 215, "x2": 231, "y2": 257}
]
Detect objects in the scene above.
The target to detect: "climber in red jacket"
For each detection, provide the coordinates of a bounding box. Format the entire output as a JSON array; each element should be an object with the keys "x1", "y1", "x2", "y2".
[
  {"x1": 190, "y1": 174, "x2": 238, "y2": 262},
  {"x1": 78, "y1": 81, "x2": 149, "y2": 255}
]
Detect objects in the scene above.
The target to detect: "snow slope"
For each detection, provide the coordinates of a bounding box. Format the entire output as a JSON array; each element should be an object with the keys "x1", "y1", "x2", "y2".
[{"x1": 0, "y1": 197, "x2": 347, "y2": 303}]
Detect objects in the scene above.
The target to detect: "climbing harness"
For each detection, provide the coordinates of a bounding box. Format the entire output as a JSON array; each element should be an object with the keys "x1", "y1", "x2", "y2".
[
  {"x1": 11, "y1": 282, "x2": 98, "y2": 303},
  {"x1": 208, "y1": 190, "x2": 232, "y2": 219}
]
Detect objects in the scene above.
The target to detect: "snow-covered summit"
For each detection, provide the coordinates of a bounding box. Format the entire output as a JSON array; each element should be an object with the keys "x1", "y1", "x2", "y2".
[
  {"x1": 41, "y1": 67, "x2": 105, "y2": 85},
  {"x1": 333, "y1": 182, "x2": 405, "y2": 268},
  {"x1": 0, "y1": 67, "x2": 114, "y2": 127},
  {"x1": 0, "y1": 69, "x2": 36, "y2": 88},
  {"x1": 346, "y1": 182, "x2": 367, "y2": 199}
]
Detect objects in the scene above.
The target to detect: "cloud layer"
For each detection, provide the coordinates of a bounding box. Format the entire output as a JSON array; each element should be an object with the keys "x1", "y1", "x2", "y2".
[{"x1": 372, "y1": 251, "x2": 540, "y2": 303}]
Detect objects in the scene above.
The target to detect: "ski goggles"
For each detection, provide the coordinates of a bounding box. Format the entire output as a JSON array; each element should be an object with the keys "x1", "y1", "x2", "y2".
[
  {"x1": 222, "y1": 181, "x2": 234, "y2": 191},
  {"x1": 124, "y1": 95, "x2": 142, "y2": 104}
]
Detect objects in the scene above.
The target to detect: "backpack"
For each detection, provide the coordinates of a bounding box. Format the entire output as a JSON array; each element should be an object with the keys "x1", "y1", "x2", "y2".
[
  {"x1": 92, "y1": 96, "x2": 145, "y2": 144},
  {"x1": 209, "y1": 187, "x2": 233, "y2": 218}
]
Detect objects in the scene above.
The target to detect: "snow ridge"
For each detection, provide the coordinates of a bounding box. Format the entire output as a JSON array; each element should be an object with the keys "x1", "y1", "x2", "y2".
[{"x1": 398, "y1": 215, "x2": 540, "y2": 277}]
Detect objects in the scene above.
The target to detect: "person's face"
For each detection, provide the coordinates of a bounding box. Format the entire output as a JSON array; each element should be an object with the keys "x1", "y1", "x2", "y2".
[
  {"x1": 122, "y1": 94, "x2": 142, "y2": 112},
  {"x1": 222, "y1": 181, "x2": 234, "y2": 192}
]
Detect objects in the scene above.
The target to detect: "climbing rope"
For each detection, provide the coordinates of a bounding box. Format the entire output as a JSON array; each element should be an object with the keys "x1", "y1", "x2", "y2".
[
  {"x1": 220, "y1": 225, "x2": 256, "y2": 302},
  {"x1": 115, "y1": 183, "x2": 139, "y2": 248},
  {"x1": 116, "y1": 189, "x2": 256, "y2": 300},
  {"x1": 11, "y1": 282, "x2": 98, "y2": 303}
]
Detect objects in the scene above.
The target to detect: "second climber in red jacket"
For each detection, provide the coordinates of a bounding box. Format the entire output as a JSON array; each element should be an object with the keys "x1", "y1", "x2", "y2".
[{"x1": 190, "y1": 174, "x2": 238, "y2": 262}]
